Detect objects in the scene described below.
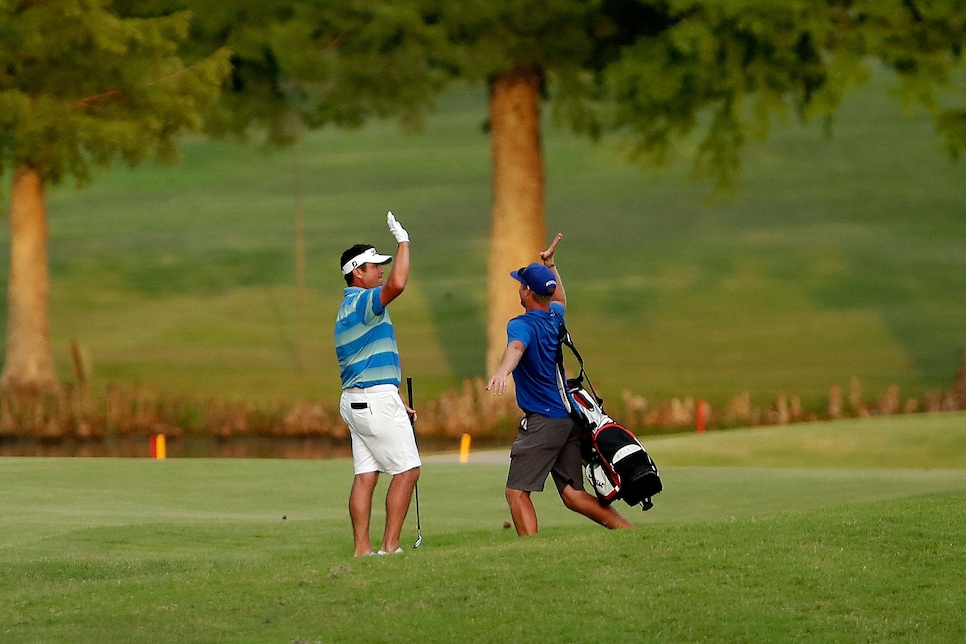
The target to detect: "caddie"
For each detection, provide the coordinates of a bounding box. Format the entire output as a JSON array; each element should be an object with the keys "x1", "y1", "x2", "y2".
[{"x1": 486, "y1": 234, "x2": 632, "y2": 536}]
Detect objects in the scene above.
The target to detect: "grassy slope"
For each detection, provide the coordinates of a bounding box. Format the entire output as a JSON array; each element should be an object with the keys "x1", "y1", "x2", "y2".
[
  {"x1": 1, "y1": 69, "x2": 964, "y2": 408},
  {"x1": 1, "y1": 414, "x2": 965, "y2": 642},
  {"x1": 652, "y1": 411, "x2": 966, "y2": 469}
]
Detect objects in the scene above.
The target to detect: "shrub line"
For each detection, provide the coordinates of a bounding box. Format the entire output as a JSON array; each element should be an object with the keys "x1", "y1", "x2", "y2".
[{"x1": 2, "y1": 351, "x2": 964, "y2": 443}]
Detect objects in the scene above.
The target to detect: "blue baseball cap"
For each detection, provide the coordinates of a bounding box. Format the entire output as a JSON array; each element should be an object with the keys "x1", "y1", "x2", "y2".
[{"x1": 510, "y1": 262, "x2": 557, "y2": 296}]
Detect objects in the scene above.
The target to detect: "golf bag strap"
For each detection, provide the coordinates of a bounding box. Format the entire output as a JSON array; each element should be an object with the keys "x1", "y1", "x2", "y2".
[
  {"x1": 556, "y1": 318, "x2": 603, "y2": 407},
  {"x1": 550, "y1": 310, "x2": 574, "y2": 415}
]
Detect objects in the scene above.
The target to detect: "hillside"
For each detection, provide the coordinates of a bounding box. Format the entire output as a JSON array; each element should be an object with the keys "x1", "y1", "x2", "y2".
[{"x1": 1, "y1": 68, "x2": 964, "y2": 411}]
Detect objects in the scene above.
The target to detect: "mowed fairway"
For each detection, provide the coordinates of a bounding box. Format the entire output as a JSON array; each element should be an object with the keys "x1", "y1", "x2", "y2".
[
  {"x1": 2, "y1": 413, "x2": 965, "y2": 642},
  {"x1": 1, "y1": 67, "x2": 964, "y2": 408}
]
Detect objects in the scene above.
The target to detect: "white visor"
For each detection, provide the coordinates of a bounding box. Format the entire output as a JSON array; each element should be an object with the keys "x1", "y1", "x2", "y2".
[{"x1": 342, "y1": 247, "x2": 392, "y2": 275}]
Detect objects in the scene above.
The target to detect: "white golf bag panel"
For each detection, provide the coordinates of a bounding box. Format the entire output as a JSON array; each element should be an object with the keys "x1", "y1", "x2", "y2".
[
  {"x1": 570, "y1": 384, "x2": 612, "y2": 428},
  {"x1": 586, "y1": 459, "x2": 619, "y2": 503}
]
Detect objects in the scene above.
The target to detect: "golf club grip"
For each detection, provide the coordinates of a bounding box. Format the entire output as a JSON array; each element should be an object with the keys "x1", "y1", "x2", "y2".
[{"x1": 406, "y1": 377, "x2": 419, "y2": 446}]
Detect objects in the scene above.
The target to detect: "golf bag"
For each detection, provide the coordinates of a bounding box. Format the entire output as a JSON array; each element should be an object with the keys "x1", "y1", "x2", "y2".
[{"x1": 557, "y1": 322, "x2": 663, "y2": 511}]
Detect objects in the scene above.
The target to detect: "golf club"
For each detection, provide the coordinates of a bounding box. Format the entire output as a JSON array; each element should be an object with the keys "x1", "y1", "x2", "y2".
[{"x1": 406, "y1": 377, "x2": 422, "y2": 548}]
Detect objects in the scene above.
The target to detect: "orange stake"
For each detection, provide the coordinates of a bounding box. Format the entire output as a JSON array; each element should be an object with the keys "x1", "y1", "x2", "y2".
[
  {"x1": 151, "y1": 434, "x2": 167, "y2": 459},
  {"x1": 696, "y1": 400, "x2": 707, "y2": 433}
]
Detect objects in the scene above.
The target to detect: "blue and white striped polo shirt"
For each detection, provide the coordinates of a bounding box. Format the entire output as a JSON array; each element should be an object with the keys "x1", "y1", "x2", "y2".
[{"x1": 335, "y1": 286, "x2": 401, "y2": 389}]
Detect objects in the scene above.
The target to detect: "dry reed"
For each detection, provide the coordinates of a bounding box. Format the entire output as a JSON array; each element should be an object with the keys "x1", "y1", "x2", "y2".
[{"x1": 2, "y1": 351, "x2": 965, "y2": 443}]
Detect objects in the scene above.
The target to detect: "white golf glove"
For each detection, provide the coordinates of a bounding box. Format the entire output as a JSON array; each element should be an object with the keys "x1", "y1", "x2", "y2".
[{"x1": 387, "y1": 211, "x2": 410, "y2": 243}]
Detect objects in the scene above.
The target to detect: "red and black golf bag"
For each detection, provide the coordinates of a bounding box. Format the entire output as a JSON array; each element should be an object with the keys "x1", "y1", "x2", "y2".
[{"x1": 556, "y1": 320, "x2": 663, "y2": 511}]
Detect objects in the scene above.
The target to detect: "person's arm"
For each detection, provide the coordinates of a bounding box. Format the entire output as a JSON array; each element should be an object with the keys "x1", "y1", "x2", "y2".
[
  {"x1": 380, "y1": 212, "x2": 410, "y2": 308},
  {"x1": 540, "y1": 233, "x2": 565, "y2": 306},
  {"x1": 485, "y1": 340, "x2": 525, "y2": 396}
]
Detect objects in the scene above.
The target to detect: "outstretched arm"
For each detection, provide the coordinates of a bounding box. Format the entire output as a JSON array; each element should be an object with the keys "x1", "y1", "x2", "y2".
[{"x1": 485, "y1": 340, "x2": 525, "y2": 396}]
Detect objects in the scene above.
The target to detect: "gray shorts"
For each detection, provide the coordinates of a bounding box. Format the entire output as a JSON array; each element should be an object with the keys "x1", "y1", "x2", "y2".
[{"x1": 506, "y1": 413, "x2": 585, "y2": 495}]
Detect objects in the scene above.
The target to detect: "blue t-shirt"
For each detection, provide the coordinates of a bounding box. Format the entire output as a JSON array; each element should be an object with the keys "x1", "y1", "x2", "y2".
[
  {"x1": 507, "y1": 301, "x2": 570, "y2": 418},
  {"x1": 334, "y1": 286, "x2": 401, "y2": 388}
]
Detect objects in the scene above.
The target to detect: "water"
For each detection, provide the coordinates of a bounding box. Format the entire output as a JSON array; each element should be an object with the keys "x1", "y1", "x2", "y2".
[{"x1": 0, "y1": 435, "x2": 471, "y2": 459}]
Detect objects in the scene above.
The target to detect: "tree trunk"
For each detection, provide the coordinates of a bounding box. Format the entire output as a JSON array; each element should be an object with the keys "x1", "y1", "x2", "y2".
[
  {"x1": 486, "y1": 68, "x2": 547, "y2": 375},
  {"x1": 1, "y1": 167, "x2": 60, "y2": 394}
]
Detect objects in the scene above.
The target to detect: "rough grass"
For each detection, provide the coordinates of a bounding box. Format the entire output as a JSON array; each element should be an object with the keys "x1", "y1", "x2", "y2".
[{"x1": 2, "y1": 414, "x2": 965, "y2": 642}]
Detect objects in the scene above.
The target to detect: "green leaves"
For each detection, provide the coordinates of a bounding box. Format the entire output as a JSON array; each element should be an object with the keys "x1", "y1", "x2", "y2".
[
  {"x1": 153, "y1": 0, "x2": 449, "y2": 144},
  {"x1": 0, "y1": 0, "x2": 230, "y2": 185},
  {"x1": 3, "y1": 0, "x2": 961, "y2": 193},
  {"x1": 595, "y1": 0, "x2": 966, "y2": 190},
  {"x1": 602, "y1": 2, "x2": 837, "y2": 189}
]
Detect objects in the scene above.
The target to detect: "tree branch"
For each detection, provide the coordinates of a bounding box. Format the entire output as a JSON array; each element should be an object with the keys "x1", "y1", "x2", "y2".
[{"x1": 75, "y1": 90, "x2": 124, "y2": 107}]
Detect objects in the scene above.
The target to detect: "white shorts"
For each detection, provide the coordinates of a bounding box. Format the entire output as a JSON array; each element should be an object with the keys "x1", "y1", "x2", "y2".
[{"x1": 340, "y1": 385, "x2": 421, "y2": 476}]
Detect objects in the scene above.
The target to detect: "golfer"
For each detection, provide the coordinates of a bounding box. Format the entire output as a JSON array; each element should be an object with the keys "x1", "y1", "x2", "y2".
[
  {"x1": 486, "y1": 234, "x2": 632, "y2": 536},
  {"x1": 335, "y1": 212, "x2": 420, "y2": 557}
]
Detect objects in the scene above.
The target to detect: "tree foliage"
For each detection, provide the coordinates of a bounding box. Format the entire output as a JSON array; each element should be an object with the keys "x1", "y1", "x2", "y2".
[
  {"x1": 844, "y1": 0, "x2": 966, "y2": 157},
  {"x1": 118, "y1": 0, "x2": 449, "y2": 144},
  {"x1": 0, "y1": 0, "x2": 231, "y2": 186},
  {"x1": 602, "y1": 0, "x2": 966, "y2": 187}
]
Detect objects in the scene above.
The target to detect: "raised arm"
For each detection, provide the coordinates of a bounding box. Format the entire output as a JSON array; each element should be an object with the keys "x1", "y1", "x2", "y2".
[
  {"x1": 380, "y1": 211, "x2": 410, "y2": 308},
  {"x1": 541, "y1": 233, "x2": 566, "y2": 306}
]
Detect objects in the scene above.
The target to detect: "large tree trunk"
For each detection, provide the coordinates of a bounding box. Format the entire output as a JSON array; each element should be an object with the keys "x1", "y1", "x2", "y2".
[
  {"x1": 1, "y1": 167, "x2": 60, "y2": 394},
  {"x1": 486, "y1": 68, "x2": 547, "y2": 375}
]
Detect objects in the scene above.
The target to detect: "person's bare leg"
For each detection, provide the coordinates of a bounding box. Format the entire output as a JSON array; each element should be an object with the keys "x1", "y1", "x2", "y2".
[
  {"x1": 505, "y1": 487, "x2": 538, "y2": 536},
  {"x1": 349, "y1": 472, "x2": 379, "y2": 556},
  {"x1": 559, "y1": 485, "x2": 633, "y2": 529},
  {"x1": 380, "y1": 467, "x2": 420, "y2": 552}
]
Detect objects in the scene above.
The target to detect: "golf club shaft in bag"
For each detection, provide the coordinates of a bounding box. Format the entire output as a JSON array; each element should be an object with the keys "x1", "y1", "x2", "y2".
[{"x1": 406, "y1": 377, "x2": 422, "y2": 548}]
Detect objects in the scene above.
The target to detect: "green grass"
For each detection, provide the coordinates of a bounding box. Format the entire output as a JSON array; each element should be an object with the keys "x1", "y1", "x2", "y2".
[
  {"x1": 2, "y1": 69, "x2": 965, "y2": 408},
  {"x1": 654, "y1": 411, "x2": 966, "y2": 469},
  {"x1": 2, "y1": 413, "x2": 966, "y2": 642}
]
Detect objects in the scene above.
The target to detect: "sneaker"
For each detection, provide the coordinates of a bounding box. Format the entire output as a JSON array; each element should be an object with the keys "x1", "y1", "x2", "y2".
[{"x1": 376, "y1": 548, "x2": 404, "y2": 555}]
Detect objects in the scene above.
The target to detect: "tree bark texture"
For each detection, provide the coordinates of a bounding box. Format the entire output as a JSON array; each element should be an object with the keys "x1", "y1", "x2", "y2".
[
  {"x1": 1, "y1": 167, "x2": 60, "y2": 393},
  {"x1": 486, "y1": 68, "x2": 547, "y2": 376}
]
